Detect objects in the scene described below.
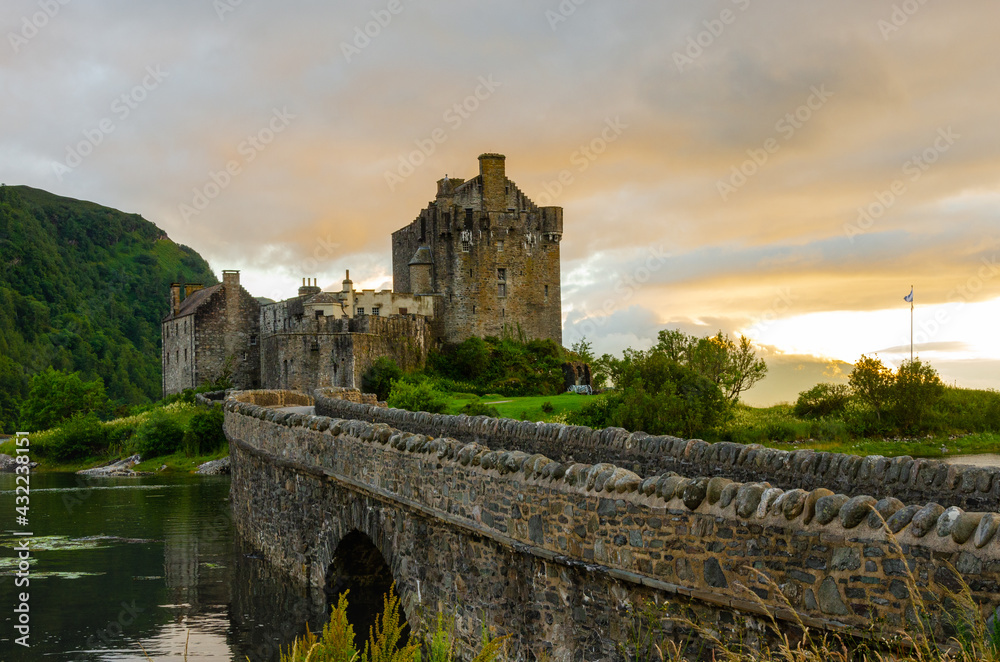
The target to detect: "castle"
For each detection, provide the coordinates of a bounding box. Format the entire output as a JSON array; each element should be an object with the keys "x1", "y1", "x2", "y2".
[{"x1": 162, "y1": 153, "x2": 564, "y2": 395}]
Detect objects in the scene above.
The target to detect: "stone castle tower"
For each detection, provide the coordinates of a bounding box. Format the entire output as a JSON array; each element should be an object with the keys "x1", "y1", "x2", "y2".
[{"x1": 391, "y1": 153, "x2": 563, "y2": 344}]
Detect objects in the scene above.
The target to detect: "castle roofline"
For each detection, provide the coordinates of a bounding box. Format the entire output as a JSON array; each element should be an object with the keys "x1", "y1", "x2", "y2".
[{"x1": 162, "y1": 283, "x2": 222, "y2": 322}]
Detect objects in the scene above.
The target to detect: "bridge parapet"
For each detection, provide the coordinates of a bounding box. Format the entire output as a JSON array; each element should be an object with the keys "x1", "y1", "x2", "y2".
[
  {"x1": 230, "y1": 389, "x2": 314, "y2": 407},
  {"x1": 314, "y1": 393, "x2": 1000, "y2": 510},
  {"x1": 227, "y1": 394, "x2": 1000, "y2": 658}
]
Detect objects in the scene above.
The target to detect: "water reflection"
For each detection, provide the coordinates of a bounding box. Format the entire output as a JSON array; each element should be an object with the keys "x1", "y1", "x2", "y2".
[{"x1": 0, "y1": 473, "x2": 326, "y2": 661}]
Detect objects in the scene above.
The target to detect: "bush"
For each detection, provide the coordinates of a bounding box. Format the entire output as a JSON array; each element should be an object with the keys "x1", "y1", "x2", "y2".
[
  {"x1": 130, "y1": 410, "x2": 184, "y2": 457},
  {"x1": 540, "y1": 401, "x2": 554, "y2": 414},
  {"x1": 794, "y1": 383, "x2": 851, "y2": 419},
  {"x1": 185, "y1": 406, "x2": 227, "y2": 456},
  {"x1": 458, "y1": 398, "x2": 501, "y2": 418},
  {"x1": 362, "y1": 358, "x2": 404, "y2": 402},
  {"x1": 19, "y1": 368, "x2": 106, "y2": 432},
  {"x1": 43, "y1": 413, "x2": 107, "y2": 461},
  {"x1": 387, "y1": 380, "x2": 448, "y2": 414}
]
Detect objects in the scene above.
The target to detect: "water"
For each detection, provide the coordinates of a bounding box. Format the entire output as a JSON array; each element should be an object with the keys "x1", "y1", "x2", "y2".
[{"x1": 0, "y1": 472, "x2": 329, "y2": 661}]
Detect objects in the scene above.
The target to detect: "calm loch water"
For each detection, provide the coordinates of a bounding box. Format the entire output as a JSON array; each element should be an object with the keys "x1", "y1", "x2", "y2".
[{"x1": 0, "y1": 472, "x2": 329, "y2": 661}]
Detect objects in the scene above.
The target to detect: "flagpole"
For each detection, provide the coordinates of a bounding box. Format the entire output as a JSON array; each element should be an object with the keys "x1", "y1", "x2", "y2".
[{"x1": 910, "y1": 284, "x2": 913, "y2": 362}]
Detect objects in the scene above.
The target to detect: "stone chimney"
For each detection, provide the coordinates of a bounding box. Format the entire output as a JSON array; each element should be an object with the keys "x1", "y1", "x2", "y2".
[
  {"x1": 222, "y1": 270, "x2": 241, "y2": 319},
  {"x1": 342, "y1": 270, "x2": 353, "y2": 293},
  {"x1": 170, "y1": 283, "x2": 182, "y2": 316},
  {"x1": 298, "y1": 277, "x2": 321, "y2": 297},
  {"x1": 478, "y1": 153, "x2": 506, "y2": 213},
  {"x1": 184, "y1": 283, "x2": 203, "y2": 298}
]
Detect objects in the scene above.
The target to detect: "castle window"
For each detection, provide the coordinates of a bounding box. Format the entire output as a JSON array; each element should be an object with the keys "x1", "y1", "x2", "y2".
[
  {"x1": 497, "y1": 268, "x2": 506, "y2": 281},
  {"x1": 315, "y1": 310, "x2": 323, "y2": 319},
  {"x1": 398, "y1": 307, "x2": 407, "y2": 315},
  {"x1": 250, "y1": 334, "x2": 258, "y2": 346},
  {"x1": 497, "y1": 240, "x2": 504, "y2": 251},
  {"x1": 184, "y1": 348, "x2": 187, "y2": 362},
  {"x1": 371, "y1": 306, "x2": 380, "y2": 317},
  {"x1": 498, "y1": 283, "x2": 506, "y2": 297},
  {"x1": 356, "y1": 307, "x2": 364, "y2": 316},
  {"x1": 472, "y1": 305, "x2": 476, "y2": 315},
  {"x1": 544, "y1": 285, "x2": 549, "y2": 300}
]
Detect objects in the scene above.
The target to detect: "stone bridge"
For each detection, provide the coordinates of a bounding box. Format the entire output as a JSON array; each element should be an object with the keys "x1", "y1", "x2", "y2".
[{"x1": 225, "y1": 388, "x2": 1000, "y2": 661}]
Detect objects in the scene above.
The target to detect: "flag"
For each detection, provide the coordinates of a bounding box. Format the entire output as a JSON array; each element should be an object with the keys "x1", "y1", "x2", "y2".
[{"x1": 904, "y1": 287, "x2": 913, "y2": 303}]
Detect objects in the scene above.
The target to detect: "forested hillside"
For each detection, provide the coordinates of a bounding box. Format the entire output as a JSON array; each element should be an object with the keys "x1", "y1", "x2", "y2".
[{"x1": 0, "y1": 184, "x2": 216, "y2": 429}]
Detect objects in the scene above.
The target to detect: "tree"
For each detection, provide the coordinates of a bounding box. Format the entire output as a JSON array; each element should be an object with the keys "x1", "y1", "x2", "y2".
[
  {"x1": 19, "y1": 368, "x2": 106, "y2": 432},
  {"x1": 0, "y1": 355, "x2": 27, "y2": 433},
  {"x1": 848, "y1": 355, "x2": 895, "y2": 423},
  {"x1": 653, "y1": 329, "x2": 767, "y2": 402},
  {"x1": 892, "y1": 358, "x2": 944, "y2": 432},
  {"x1": 794, "y1": 383, "x2": 851, "y2": 418},
  {"x1": 361, "y1": 358, "x2": 403, "y2": 401},
  {"x1": 571, "y1": 337, "x2": 595, "y2": 363}
]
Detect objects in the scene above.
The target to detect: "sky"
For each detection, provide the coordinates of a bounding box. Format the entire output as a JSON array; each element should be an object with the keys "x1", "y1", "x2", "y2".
[{"x1": 2, "y1": 0, "x2": 998, "y2": 405}]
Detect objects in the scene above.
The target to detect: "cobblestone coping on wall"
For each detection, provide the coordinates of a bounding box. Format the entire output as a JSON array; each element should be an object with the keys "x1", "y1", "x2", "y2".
[
  {"x1": 229, "y1": 396, "x2": 1000, "y2": 558},
  {"x1": 313, "y1": 390, "x2": 1000, "y2": 511}
]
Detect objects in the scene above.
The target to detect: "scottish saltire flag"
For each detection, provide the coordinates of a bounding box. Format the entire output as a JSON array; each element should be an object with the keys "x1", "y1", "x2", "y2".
[{"x1": 904, "y1": 287, "x2": 913, "y2": 303}]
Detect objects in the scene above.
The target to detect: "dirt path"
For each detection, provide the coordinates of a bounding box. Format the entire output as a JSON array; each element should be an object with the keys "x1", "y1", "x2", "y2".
[{"x1": 941, "y1": 454, "x2": 1000, "y2": 467}]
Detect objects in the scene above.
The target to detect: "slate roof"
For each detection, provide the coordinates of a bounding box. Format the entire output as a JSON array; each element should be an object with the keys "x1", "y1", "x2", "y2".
[{"x1": 162, "y1": 284, "x2": 222, "y2": 322}]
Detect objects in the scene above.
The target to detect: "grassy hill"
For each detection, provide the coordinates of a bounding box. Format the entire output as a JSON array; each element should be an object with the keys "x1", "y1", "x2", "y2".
[{"x1": 0, "y1": 184, "x2": 216, "y2": 430}]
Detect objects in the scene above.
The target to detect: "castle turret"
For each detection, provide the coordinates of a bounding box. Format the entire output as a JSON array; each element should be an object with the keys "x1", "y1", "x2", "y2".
[
  {"x1": 408, "y1": 247, "x2": 434, "y2": 295},
  {"x1": 478, "y1": 153, "x2": 506, "y2": 213}
]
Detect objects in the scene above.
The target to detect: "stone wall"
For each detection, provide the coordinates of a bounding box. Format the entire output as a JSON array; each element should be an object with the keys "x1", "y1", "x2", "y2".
[
  {"x1": 260, "y1": 315, "x2": 428, "y2": 392},
  {"x1": 192, "y1": 280, "x2": 261, "y2": 391},
  {"x1": 230, "y1": 389, "x2": 314, "y2": 407},
  {"x1": 312, "y1": 395, "x2": 1000, "y2": 511},
  {"x1": 162, "y1": 314, "x2": 196, "y2": 394},
  {"x1": 314, "y1": 386, "x2": 386, "y2": 407},
  {"x1": 227, "y1": 398, "x2": 1000, "y2": 660}
]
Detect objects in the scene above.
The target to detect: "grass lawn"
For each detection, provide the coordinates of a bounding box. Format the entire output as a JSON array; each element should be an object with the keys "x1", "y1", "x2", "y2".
[
  {"x1": 763, "y1": 432, "x2": 1000, "y2": 459},
  {"x1": 444, "y1": 392, "x2": 600, "y2": 422}
]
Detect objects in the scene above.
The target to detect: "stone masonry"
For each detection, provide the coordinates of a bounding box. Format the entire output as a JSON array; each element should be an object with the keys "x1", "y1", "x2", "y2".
[
  {"x1": 391, "y1": 153, "x2": 563, "y2": 344},
  {"x1": 227, "y1": 389, "x2": 1000, "y2": 661}
]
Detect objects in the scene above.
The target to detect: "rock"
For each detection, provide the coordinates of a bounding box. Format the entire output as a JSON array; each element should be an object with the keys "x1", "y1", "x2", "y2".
[
  {"x1": 817, "y1": 577, "x2": 849, "y2": 615},
  {"x1": 831, "y1": 547, "x2": 861, "y2": 572},
  {"x1": 706, "y1": 477, "x2": 732, "y2": 505},
  {"x1": 682, "y1": 479, "x2": 708, "y2": 510},
  {"x1": 735, "y1": 484, "x2": 766, "y2": 519},
  {"x1": 196, "y1": 457, "x2": 231, "y2": 475},
  {"x1": 936, "y1": 506, "x2": 963, "y2": 538},
  {"x1": 951, "y1": 512, "x2": 983, "y2": 545},
  {"x1": 704, "y1": 558, "x2": 728, "y2": 588},
  {"x1": 814, "y1": 494, "x2": 850, "y2": 525},
  {"x1": 867, "y1": 497, "x2": 905, "y2": 530},
  {"x1": 840, "y1": 496, "x2": 877, "y2": 529},
  {"x1": 909, "y1": 503, "x2": 946, "y2": 538},
  {"x1": 803, "y1": 488, "x2": 834, "y2": 525},
  {"x1": 778, "y1": 489, "x2": 808, "y2": 520},
  {"x1": 974, "y1": 513, "x2": 1000, "y2": 548},
  {"x1": 0, "y1": 453, "x2": 38, "y2": 472},
  {"x1": 77, "y1": 454, "x2": 149, "y2": 477},
  {"x1": 757, "y1": 487, "x2": 784, "y2": 518},
  {"x1": 886, "y1": 505, "x2": 921, "y2": 533},
  {"x1": 720, "y1": 482, "x2": 740, "y2": 509}
]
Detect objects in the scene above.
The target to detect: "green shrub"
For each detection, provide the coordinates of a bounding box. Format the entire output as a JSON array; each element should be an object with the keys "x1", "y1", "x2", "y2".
[
  {"x1": 184, "y1": 406, "x2": 227, "y2": 456},
  {"x1": 794, "y1": 383, "x2": 851, "y2": 418},
  {"x1": 130, "y1": 410, "x2": 184, "y2": 458},
  {"x1": 42, "y1": 413, "x2": 107, "y2": 461},
  {"x1": 362, "y1": 358, "x2": 404, "y2": 401},
  {"x1": 458, "y1": 398, "x2": 501, "y2": 418},
  {"x1": 540, "y1": 401, "x2": 554, "y2": 414},
  {"x1": 387, "y1": 380, "x2": 448, "y2": 414}
]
